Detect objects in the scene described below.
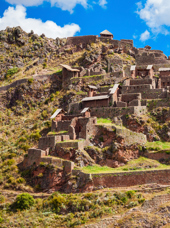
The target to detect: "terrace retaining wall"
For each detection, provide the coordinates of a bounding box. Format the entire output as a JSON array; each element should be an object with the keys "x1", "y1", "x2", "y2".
[
  {"x1": 91, "y1": 106, "x2": 147, "y2": 118},
  {"x1": 92, "y1": 169, "x2": 170, "y2": 188}
]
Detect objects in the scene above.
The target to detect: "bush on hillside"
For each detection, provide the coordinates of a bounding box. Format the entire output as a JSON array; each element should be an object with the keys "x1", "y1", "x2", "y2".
[
  {"x1": 6, "y1": 67, "x2": 19, "y2": 78},
  {"x1": 12, "y1": 193, "x2": 35, "y2": 210}
]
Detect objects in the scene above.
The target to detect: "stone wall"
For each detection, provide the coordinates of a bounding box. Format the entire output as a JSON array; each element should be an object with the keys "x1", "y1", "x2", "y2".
[
  {"x1": 121, "y1": 93, "x2": 141, "y2": 102},
  {"x1": 82, "y1": 98, "x2": 110, "y2": 108},
  {"x1": 130, "y1": 79, "x2": 154, "y2": 86},
  {"x1": 135, "y1": 51, "x2": 169, "y2": 65},
  {"x1": 57, "y1": 120, "x2": 72, "y2": 132},
  {"x1": 122, "y1": 84, "x2": 152, "y2": 94},
  {"x1": 107, "y1": 58, "x2": 123, "y2": 73},
  {"x1": 142, "y1": 89, "x2": 167, "y2": 99},
  {"x1": 99, "y1": 38, "x2": 133, "y2": 52},
  {"x1": 144, "y1": 151, "x2": 170, "y2": 161},
  {"x1": 79, "y1": 117, "x2": 97, "y2": 139},
  {"x1": 91, "y1": 106, "x2": 146, "y2": 118},
  {"x1": 147, "y1": 98, "x2": 170, "y2": 110},
  {"x1": 56, "y1": 140, "x2": 89, "y2": 150},
  {"x1": 22, "y1": 149, "x2": 46, "y2": 167},
  {"x1": 62, "y1": 68, "x2": 77, "y2": 89},
  {"x1": 66, "y1": 35, "x2": 98, "y2": 46},
  {"x1": 95, "y1": 124, "x2": 146, "y2": 146},
  {"x1": 39, "y1": 135, "x2": 61, "y2": 150},
  {"x1": 115, "y1": 126, "x2": 146, "y2": 145},
  {"x1": 70, "y1": 74, "x2": 111, "y2": 85},
  {"x1": 129, "y1": 99, "x2": 141, "y2": 107},
  {"x1": 122, "y1": 86, "x2": 167, "y2": 99},
  {"x1": 92, "y1": 169, "x2": 170, "y2": 188},
  {"x1": 41, "y1": 157, "x2": 63, "y2": 167}
]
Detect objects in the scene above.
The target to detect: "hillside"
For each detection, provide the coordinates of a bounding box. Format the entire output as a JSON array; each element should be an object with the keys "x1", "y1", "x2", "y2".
[{"x1": 1, "y1": 26, "x2": 170, "y2": 227}]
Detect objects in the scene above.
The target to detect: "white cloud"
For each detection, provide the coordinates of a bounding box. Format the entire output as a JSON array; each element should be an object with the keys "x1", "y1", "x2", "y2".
[
  {"x1": 5, "y1": 0, "x2": 88, "y2": 13},
  {"x1": 0, "y1": 5, "x2": 80, "y2": 38},
  {"x1": 5, "y1": 0, "x2": 44, "y2": 6},
  {"x1": 133, "y1": 34, "x2": 138, "y2": 39},
  {"x1": 99, "y1": 0, "x2": 107, "y2": 8},
  {"x1": 140, "y1": 30, "x2": 150, "y2": 41},
  {"x1": 137, "y1": 0, "x2": 170, "y2": 34},
  {"x1": 136, "y1": 1, "x2": 142, "y2": 10}
]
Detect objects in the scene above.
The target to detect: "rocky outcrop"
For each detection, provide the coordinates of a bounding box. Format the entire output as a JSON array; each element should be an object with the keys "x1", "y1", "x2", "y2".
[
  {"x1": 122, "y1": 115, "x2": 160, "y2": 142},
  {"x1": 0, "y1": 27, "x2": 68, "y2": 80},
  {"x1": 50, "y1": 147, "x2": 95, "y2": 167},
  {"x1": 24, "y1": 163, "x2": 93, "y2": 193},
  {"x1": 85, "y1": 144, "x2": 140, "y2": 168}
]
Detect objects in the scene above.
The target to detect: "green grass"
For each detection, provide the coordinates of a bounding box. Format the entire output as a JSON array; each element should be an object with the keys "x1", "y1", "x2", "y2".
[
  {"x1": 81, "y1": 157, "x2": 170, "y2": 174},
  {"x1": 48, "y1": 131, "x2": 68, "y2": 136},
  {"x1": 81, "y1": 165, "x2": 115, "y2": 173},
  {"x1": 97, "y1": 118, "x2": 113, "y2": 124},
  {"x1": 145, "y1": 141, "x2": 170, "y2": 151}
]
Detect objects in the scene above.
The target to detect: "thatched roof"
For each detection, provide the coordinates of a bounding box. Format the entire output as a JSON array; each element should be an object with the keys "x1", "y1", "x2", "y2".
[
  {"x1": 60, "y1": 64, "x2": 80, "y2": 72},
  {"x1": 100, "y1": 30, "x2": 113, "y2": 36}
]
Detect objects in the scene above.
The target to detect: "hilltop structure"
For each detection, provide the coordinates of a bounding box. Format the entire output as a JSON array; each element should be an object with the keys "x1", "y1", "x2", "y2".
[{"x1": 100, "y1": 30, "x2": 114, "y2": 39}]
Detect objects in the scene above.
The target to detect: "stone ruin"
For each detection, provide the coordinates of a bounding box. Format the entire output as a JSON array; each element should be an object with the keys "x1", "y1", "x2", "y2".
[
  {"x1": 67, "y1": 63, "x2": 170, "y2": 115},
  {"x1": 18, "y1": 30, "x2": 170, "y2": 192}
]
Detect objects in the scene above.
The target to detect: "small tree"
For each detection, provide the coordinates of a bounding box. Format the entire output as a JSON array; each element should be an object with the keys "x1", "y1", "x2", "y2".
[{"x1": 13, "y1": 193, "x2": 35, "y2": 210}]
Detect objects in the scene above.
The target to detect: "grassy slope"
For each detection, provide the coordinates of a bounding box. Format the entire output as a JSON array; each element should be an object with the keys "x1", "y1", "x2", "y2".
[
  {"x1": 146, "y1": 141, "x2": 170, "y2": 151},
  {"x1": 0, "y1": 189, "x2": 145, "y2": 227},
  {"x1": 81, "y1": 157, "x2": 170, "y2": 174}
]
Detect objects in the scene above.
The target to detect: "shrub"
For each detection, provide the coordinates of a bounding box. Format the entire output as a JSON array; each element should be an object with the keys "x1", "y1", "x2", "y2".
[
  {"x1": 28, "y1": 78, "x2": 34, "y2": 84},
  {"x1": 19, "y1": 143, "x2": 29, "y2": 152},
  {"x1": 138, "y1": 198, "x2": 145, "y2": 204},
  {"x1": 6, "y1": 67, "x2": 19, "y2": 78},
  {"x1": 0, "y1": 195, "x2": 5, "y2": 204},
  {"x1": 44, "y1": 120, "x2": 51, "y2": 128},
  {"x1": 16, "y1": 177, "x2": 25, "y2": 184},
  {"x1": 0, "y1": 176, "x2": 3, "y2": 185},
  {"x1": 8, "y1": 177, "x2": 16, "y2": 184},
  {"x1": 50, "y1": 93, "x2": 55, "y2": 101},
  {"x1": 127, "y1": 201, "x2": 138, "y2": 208},
  {"x1": 29, "y1": 131, "x2": 41, "y2": 141},
  {"x1": 38, "y1": 173, "x2": 43, "y2": 178},
  {"x1": 43, "y1": 62, "x2": 47, "y2": 68},
  {"x1": 8, "y1": 153, "x2": 17, "y2": 159},
  {"x1": 41, "y1": 110, "x2": 48, "y2": 119},
  {"x1": 49, "y1": 192, "x2": 66, "y2": 212},
  {"x1": 126, "y1": 190, "x2": 135, "y2": 199},
  {"x1": 18, "y1": 137, "x2": 27, "y2": 142},
  {"x1": 3, "y1": 159, "x2": 15, "y2": 166},
  {"x1": 13, "y1": 193, "x2": 35, "y2": 210},
  {"x1": 0, "y1": 217, "x2": 4, "y2": 223}
]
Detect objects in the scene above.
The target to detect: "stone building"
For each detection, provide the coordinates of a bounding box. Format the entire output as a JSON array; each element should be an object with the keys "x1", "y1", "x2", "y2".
[
  {"x1": 88, "y1": 85, "x2": 97, "y2": 97},
  {"x1": 130, "y1": 65, "x2": 154, "y2": 79},
  {"x1": 159, "y1": 68, "x2": 170, "y2": 88},
  {"x1": 51, "y1": 108, "x2": 97, "y2": 141},
  {"x1": 82, "y1": 84, "x2": 119, "y2": 108},
  {"x1": 79, "y1": 66, "x2": 168, "y2": 110},
  {"x1": 60, "y1": 64, "x2": 80, "y2": 88},
  {"x1": 100, "y1": 30, "x2": 113, "y2": 39},
  {"x1": 82, "y1": 95, "x2": 111, "y2": 108}
]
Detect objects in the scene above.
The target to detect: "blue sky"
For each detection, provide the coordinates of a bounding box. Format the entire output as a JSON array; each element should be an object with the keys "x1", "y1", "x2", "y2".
[{"x1": 0, "y1": 0, "x2": 170, "y2": 56}]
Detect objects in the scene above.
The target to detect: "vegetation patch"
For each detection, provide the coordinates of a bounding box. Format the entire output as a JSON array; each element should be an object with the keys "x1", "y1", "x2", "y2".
[
  {"x1": 81, "y1": 157, "x2": 170, "y2": 174},
  {"x1": 97, "y1": 118, "x2": 113, "y2": 124},
  {"x1": 146, "y1": 141, "x2": 170, "y2": 151}
]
